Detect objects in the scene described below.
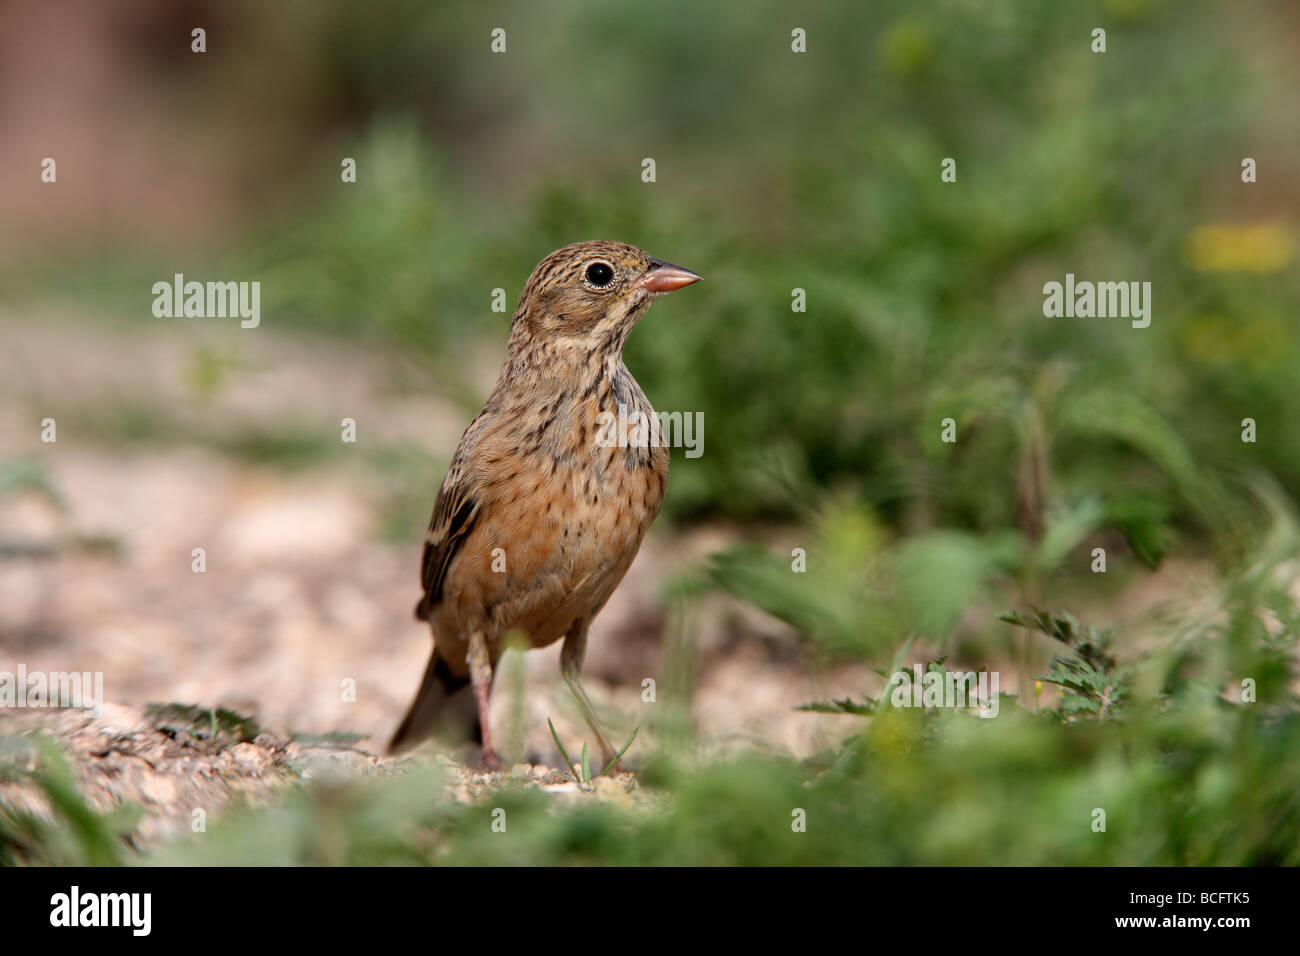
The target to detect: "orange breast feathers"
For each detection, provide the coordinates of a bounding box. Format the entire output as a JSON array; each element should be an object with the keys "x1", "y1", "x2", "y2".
[{"x1": 435, "y1": 399, "x2": 666, "y2": 649}]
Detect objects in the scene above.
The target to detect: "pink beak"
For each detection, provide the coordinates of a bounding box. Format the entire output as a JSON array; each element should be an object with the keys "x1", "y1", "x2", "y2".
[{"x1": 638, "y1": 258, "x2": 703, "y2": 293}]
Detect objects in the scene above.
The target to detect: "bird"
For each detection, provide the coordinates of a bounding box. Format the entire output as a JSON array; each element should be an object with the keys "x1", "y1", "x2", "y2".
[{"x1": 388, "y1": 240, "x2": 702, "y2": 769}]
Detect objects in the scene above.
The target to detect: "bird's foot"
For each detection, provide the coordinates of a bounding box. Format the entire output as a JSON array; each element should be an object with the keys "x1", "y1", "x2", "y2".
[{"x1": 477, "y1": 747, "x2": 502, "y2": 771}]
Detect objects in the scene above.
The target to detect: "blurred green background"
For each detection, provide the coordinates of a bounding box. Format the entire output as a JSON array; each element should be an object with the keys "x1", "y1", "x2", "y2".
[{"x1": 2, "y1": 0, "x2": 1299, "y2": 864}]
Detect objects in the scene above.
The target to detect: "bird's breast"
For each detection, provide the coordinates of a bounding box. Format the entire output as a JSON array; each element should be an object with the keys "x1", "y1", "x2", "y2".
[{"x1": 443, "y1": 373, "x2": 668, "y2": 650}]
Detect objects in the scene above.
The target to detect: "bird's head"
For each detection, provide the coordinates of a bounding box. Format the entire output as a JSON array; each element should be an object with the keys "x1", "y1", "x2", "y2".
[{"x1": 508, "y1": 240, "x2": 701, "y2": 359}]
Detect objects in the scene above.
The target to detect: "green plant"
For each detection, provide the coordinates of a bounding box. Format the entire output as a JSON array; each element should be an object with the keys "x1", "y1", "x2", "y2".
[{"x1": 547, "y1": 718, "x2": 638, "y2": 787}]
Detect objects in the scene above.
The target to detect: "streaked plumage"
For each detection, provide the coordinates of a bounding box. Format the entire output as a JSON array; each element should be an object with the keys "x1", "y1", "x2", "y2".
[{"x1": 390, "y1": 240, "x2": 701, "y2": 768}]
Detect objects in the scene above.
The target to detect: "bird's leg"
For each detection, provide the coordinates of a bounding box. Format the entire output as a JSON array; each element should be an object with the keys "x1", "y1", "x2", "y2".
[
  {"x1": 467, "y1": 630, "x2": 500, "y2": 770},
  {"x1": 560, "y1": 623, "x2": 620, "y2": 773}
]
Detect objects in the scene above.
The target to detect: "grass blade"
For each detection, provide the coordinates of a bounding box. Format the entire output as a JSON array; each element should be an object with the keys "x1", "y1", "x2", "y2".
[
  {"x1": 546, "y1": 717, "x2": 579, "y2": 780},
  {"x1": 601, "y1": 725, "x2": 640, "y2": 776}
]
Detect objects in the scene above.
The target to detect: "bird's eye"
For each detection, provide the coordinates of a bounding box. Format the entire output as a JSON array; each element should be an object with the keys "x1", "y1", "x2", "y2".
[{"x1": 585, "y1": 262, "x2": 614, "y2": 287}]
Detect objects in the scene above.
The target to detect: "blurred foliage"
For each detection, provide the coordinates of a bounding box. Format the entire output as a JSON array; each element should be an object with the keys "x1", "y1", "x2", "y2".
[
  {"x1": 8, "y1": 0, "x2": 1295, "y2": 553},
  {"x1": 0, "y1": 459, "x2": 64, "y2": 513},
  {"x1": 0, "y1": 734, "x2": 135, "y2": 866},
  {"x1": 185, "y1": 0, "x2": 1300, "y2": 557},
  {"x1": 1000, "y1": 609, "x2": 1128, "y2": 719},
  {"x1": 146, "y1": 703, "x2": 263, "y2": 752}
]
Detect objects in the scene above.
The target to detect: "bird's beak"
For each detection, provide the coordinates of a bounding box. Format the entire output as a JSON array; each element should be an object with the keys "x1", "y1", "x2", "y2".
[{"x1": 638, "y1": 258, "x2": 702, "y2": 293}]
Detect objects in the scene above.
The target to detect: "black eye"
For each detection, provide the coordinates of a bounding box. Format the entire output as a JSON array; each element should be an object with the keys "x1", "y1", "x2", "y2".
[{"x1": 585, "y1": 262, "x2": 614, "y2": 287}]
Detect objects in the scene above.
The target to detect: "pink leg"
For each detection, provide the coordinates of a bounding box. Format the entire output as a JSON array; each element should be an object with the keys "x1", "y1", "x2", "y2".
[{"x1": 467, "y1": 630, "x2": 500, "y2": 769}]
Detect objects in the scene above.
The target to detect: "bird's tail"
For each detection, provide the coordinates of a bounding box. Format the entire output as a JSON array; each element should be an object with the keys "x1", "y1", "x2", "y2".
[{"x1": 387, "y1": 649, "x2": 474, "y2": 754}]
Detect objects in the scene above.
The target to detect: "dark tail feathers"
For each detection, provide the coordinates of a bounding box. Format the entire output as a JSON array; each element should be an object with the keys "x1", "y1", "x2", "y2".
[{"x1": 387, "y1": 651, "x2": 474, "y2": 754}]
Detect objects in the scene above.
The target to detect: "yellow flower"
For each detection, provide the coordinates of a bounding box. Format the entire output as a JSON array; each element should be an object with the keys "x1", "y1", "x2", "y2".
[{"x1": 1184, "y1": 223, "x2": 1295, "y2": 274}]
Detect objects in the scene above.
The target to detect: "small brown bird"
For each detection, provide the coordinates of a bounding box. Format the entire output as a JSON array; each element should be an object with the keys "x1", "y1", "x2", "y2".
[{"x1": 389, "y1": 240, "x2": 702, "y2": 768}]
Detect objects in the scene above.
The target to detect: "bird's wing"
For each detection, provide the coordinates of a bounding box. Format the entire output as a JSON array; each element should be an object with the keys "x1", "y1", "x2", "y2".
[{"x1": 414, "y1": 410, "x2": 491, "y2": 620}]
